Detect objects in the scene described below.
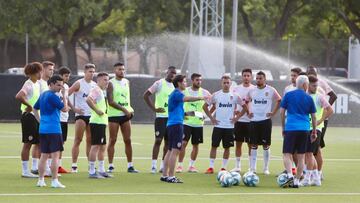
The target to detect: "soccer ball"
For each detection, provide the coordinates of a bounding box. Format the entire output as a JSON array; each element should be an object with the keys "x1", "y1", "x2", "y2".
[
  {"x1": 230, "y1": 171, "x2": 242, "y2": 186},
  {"x1": 217, "y1": 170, "x2": 228, "y2": 183},
  {"x1": 243, "y1": 172, "x2": 259, "y2": 187},
  {"x1": 277, "y1": 173, "x2": 289, "y2": 187},
  {"x1": 220, "y1": 173, "x2": 234, "y2": 187}
]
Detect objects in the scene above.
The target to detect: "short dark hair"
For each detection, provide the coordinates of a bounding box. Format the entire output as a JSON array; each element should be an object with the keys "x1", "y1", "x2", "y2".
[
  {"x1": 58, "y1": 66, "x2": 71, "y2": 75},
  {"x1": 24, "y1": 62, "x2": 42, "y2": 76},
  {"x1": 242, "y1": 68, "x2": 252, "y2": 75},
  {"x1": 168, "y1": 66, "x2": 176, "y2": 70},
  {"x1": 191, "y1": 73, "x2": 201, "y2": 80},
  {"x1": 173, "y1": 74, "x2": 186, "y2": 88},
  {"x1": 113, "y1": 62, "x2": 124, "y2": 67},
  {"x1": 84, "y1": 63, "x2": 96, "y2": 70},
  {"x1": 256, "y1": 71, "x2": 266, "y2": 77},
  {"x1": 42, "y1": 61, "x2": 55, "y2": 68},
  {"x1": 306, "y1": 65, "x2": 317, "y2": 76},
  {"x1": 290, "y1": 67, "x2": 302, "y2": 74},
  {"x1": 97, "y1": 72, "x2": 109, "y2": 78},
  {"x1": 47, "y1": 75, "x2": 63, "y2": 85},
  {"x1": 299, "y1": 72, "x2": 308, "y2": 76},
  {"x1": 308, "y1": 75, "x2": 318, "y2": 83}
]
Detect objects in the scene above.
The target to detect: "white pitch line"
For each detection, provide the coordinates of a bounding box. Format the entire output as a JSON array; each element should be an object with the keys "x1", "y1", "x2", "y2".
[
  {"x1": 0, "y1": 192, "x2": 360, "y2": 197},
  {"x1": 0, "y1": 156, "x2": 359, "y2": 162}
]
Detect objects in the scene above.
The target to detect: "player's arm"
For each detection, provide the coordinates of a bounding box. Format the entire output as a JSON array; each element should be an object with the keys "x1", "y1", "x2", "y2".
[
  {"x1": 33, "y1": 99, "x2": 40, "y2": 122},
  {"x1": 269, "y1": 98, "x2": 281, "y2": 117},
  {"x1": 183, "y1": 96, "x2": 206, "y2": 102},
  {"x1": 267, "y1": 90, "x2": 282, "y2": 117},
  {"x1": 310, "y1": 113, "x2": 317, "y2": 142},
  {"x1": 86, "y1": 92, "x2": 103, "y2": 116},
  {"x1": 317, "y1": 106, "x2": 333, "y2": 126},
  {"x1": 143, "y1": 90, "x2": 164, "y2": 113},
  {"x1": 280, "y1": 108, "x2": 286, "y2": 137},
  {"x1": 328, "y1": 91, "x2": 337, "y2": 105},
  {"x1": 107, "y1": 82, "x2": 131, "y2": 117},
  {"x1": 15, "y1": 90, "x2": 32, "y2": 112},
  {"x1": 67, "y1": 81, "x2": 84, "y2": 115},
  {"x1": 203, "y1": 102, "x2": 218, "y2": 125}
]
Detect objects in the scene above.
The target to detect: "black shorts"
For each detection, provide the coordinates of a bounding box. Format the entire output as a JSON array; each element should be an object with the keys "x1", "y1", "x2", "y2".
[
  {"x1": 154, "y1": 117, "x2": 168, "y2": 141},
  {"x1": 250, "y1": 119, "x2": 272, "y2": 146},
  {"x1": 75, "y1": 115, "x2": 90, "y2": 125},
  {"x1": 167, "y1": 124, "x2": 184, "y2": 150},
  {"x1": 234, "y1": 122, "x2": 251, "y2": 143},
  {"x1": 283, "y1": 131, "x2": 308, "y2": 154},
  {"x1": 183, "y1": 125, "x2": 203, "y2": 145},
  {"x1": 40, "y1": 134, "x2": 64, "y2": 153},
  {"x1": 61, "y1": 122, "x2": 68, "y2": 142},
  {"x1": 108, "y1": 114, "x2": 133, "y2": 125},
  {"x1": 306, "y1": 130, "x2": 321, "y2": 155},
  {"x1": 90, "y1": 124, "x2": 107, "y2": 145},
  {"x1": 320, "y1": 120, "x2": 328, "y2": 148},
  {"x1": 21, "y1": 112, "x2": 40, "y2": 144},
  {"x1": 211, "y1": 127, "x2": 234, "y2": 148}
]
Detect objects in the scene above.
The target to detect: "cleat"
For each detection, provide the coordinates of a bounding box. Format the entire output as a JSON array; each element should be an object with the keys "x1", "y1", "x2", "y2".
[
  {"x1": 150, "y1": 167, "x2": 157, "y2": 174},
  {"x1": 220, "y1": 168, "x2": 226, "y2": 171},
  {"x1": 58, "y1": 166, "x2": 68, "y2": 174},
  {"x1": 22, "y1": 172, "x2": 38, "y2": 178},
  {"x1": 71, "y1": 166, "x2": 78, "y2": 173},
  {"x1": 263, "y1": 169, "x2": 270, "y2": 175},
  {"x1": 312, "y1": 178, "x2": 321, "y2": 186},
  {"x1": 281, "y1": 176, "x2": 294, "y2": 188},
  {"x1": 107, "y1": 166, "x2": 115, "y2": 173},
  {"x1": 36, "y1": 180, "x2": 46, "y2": 187},
  {"x1": 127, "y1": 166, "x2": 139, "y2": 173},
  {"x1": 158, "y1": 168, "x2": 163, "y2": 173},
  {"x1": 51, "y1": 180, "x2": 66, "y2": 188},
  {"x1": 160, "y1": 176, "x2": 168, "y2": 182},
  {"x1": 167, "y1": 176, "x2": 183, "y2": 183},
  {"x1": 89, "y1": 172, "x2": 105, "y2": 179},
  {"x1": 188, "y1": 166, "x2": 198, "y2": 173},
  {"x1": 230, "y1": 168, "x2": 241, "y2": 173},
  {"x1": 99, "y1": 171, "x2": 113, "y2": 178},
  {"x1": 175, "y1": 166, "x2": 183, "y2": 173},
  {"x1": 205, "y1": 167, "x2": 214, "y2": 174},
  {"x1": 301, "y1": 178, "x2": 311, "y2": 187},
  {"x1": 31, "y1": 169, "x2": 39, "y2": 175}
]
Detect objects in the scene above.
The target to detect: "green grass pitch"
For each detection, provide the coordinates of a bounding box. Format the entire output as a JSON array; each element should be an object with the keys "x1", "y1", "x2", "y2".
[{"x1": 0, "y1": 123, "x2": 359, "y2": 203}]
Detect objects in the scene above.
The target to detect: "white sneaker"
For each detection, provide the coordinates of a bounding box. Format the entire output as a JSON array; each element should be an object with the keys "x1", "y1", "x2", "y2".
[
  {"x1": 22, "y1": 172, "x2": 39, "y2": 178},
  {"x1": 230, "y1": 168, "x2": 241, "y2": 173},
  {"x1": 51, "y1": 180, "x2": 66, "y2": 188},
  {"x1": 150, "y1": 167, "x2": 157, "y2": 174},
  {"x1": 301, "y1": 178, "x2": 311, "y2": 186},
  {"x1": 36, "y1": 180, "x2": 46, "y2": 187},
  {"x1": 263, "y1": 169, "x2": 270, "y2": 175},
  {"x1": 71, "y1": 166, "x2": 78, "y2": 173},
  {"x1": 312, "y1": 178, "x2": 321, "y2": 186}
]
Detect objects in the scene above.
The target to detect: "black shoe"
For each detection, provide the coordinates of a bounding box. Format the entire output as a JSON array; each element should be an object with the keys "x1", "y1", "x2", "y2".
[
  {"x1": 160, "y1": 176, "x2": 168, "y2": 182},
  {"x1": 31, "y1": 169, "x2": 39, "y2": 175},
  {"x1": 127, "y1": 166, "x2": 139, "y2": 173},
  {"x1": 281, "y1": 177, "x2": 294, "y2": 188},
  {"x1": 167, "y1": 177, "x2": 183, "y2": 183}
]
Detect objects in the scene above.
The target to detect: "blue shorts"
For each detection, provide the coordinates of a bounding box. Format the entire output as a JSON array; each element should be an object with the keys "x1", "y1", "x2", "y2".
[
  {"x1": 167, "y1": 124, "x2": 184, "y2": 150},
  {"x1": 40, "y1": 134, "x2": 64, "y2": 154},
  {"x1": 283, "y1": 131, "x2": 308, "y2": 154}
]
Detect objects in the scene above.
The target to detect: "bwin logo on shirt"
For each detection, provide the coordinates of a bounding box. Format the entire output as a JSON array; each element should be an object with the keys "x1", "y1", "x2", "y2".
[
  {"x1": 82, "y1": 93, "x2": 88, "y2": 98},
  {"x1": 218, "y1": 102, "x2": 232, "y2": 108},
  {"x1": 254, "y1": 99, "x2": 267, "y2": 104}
]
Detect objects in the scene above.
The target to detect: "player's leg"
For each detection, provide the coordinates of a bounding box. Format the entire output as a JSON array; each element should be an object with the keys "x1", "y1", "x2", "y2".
[
  {"x1": 262, "y1": 119, "x2": 272, "y2": 175},
  {"x1": 166, "y1": 125, "x2": 183, "y2": 183},
  {"x1": 58, "y1": 122, "x2": 68, "y2": 173},
  {"x1": 71, "y1": 118, "x2": 86, "y2": 172},
  {"x1": 205, "y1": 127, "x2": 220, "y2": 174},
  {"x1": 160, "y1": 119, "x2": 169, "y2": 173},
  {"x1": 188, "y1": 127, "x2": 202, "y2": 172},
  {"x1": 151, "y1": 118, "x2": 164, "y2": 173},
  {"x1": 233, "y1": 122, "x2": 243, "y2": 172},
  {"x1": 21, "y1": 113, "x2": 39, "y2": 177},
  {"x1": 221, "y1": 128, "x2": 234, "y2": 170},
  {"x1": 107, "y1": 121, "x2": 119, "y2": 172},
  {"x1": 177, "y1": 125, "x2": 191, "y2": 173},
  {"x1": 37, "y1": 152, "x2": 48, "y2": 187},
  {"x1": 121, "y1": 120, "x2": 138, "y2": 173}
]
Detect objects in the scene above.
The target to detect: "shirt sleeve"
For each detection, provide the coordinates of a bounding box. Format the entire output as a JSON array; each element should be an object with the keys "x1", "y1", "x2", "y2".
[
  {"x1": 309, "y1": 97, "x2": 316, "y2": 114},
  {"x1": 20, "y1": 81, "x2": 33, "y2": 96},
  {"x1": 319, "y1": 79, "x2": 333, "y2": 95},
  {"x1": 272, "y1": 87, "x2": 282, "y2": 101},
  {"x1": 147, "y1": 80, "x2": 161, "y2": 94},
  {"x1": 88, "y1": 88, "x2": 100, "y2": 102},
  {"x1": 34, "y1": 97, "x2": 40, "y2": 110},
  {"x1": 51, "y1": 93, "x2": 64, "y2": 110},
  {"x1": 174, "y1": 91, "x2": 185, "y2": 102}
]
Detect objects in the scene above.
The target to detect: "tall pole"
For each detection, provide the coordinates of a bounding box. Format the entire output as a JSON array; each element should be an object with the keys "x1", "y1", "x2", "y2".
[
  {"x1": 124, "y1": 37, "x2": 128, "y2": 68},
  {"x1": 25, "y1": 33, "x2": 29, "y2": 64},
  {"x1": 230, "y1": 0, "x2": 238, "y2": 78}
]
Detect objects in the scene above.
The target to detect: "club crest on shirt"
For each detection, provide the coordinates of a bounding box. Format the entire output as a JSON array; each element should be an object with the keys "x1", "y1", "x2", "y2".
[
  {"x1": 265, "y1": 92, "x2": 269, "y2": 97},
  {"x1": 230, "y1": 96, "x2": 233, "y2": 100}
]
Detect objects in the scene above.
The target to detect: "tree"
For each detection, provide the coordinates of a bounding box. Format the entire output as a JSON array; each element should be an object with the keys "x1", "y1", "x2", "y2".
[{"x1": 336, "y1": 0, "x2": 360, "y2": 40}]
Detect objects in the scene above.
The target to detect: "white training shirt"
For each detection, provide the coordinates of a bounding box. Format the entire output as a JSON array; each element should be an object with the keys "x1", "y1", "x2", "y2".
[
  {"x1": 39, "y1": 79, "x2": 49, "y2": 94},
  {"x1": 284, "y1": 84, "x2": 297, "y2": 95},
  {"x1": 248, "y1": 85, "x2": 281, "y2": 122},
  {"x1": 56, "y1": 83, "x2": 69, "y2": 122},
  {"x1": 208, "y1": 90, "x2": 244, "y2": 129},
  {"x1": 74, "y1": 78, "x2": 97, "y2": 116},
  {"x1": 232, "y1": 83, "x2": 255, "y2": 123}
]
